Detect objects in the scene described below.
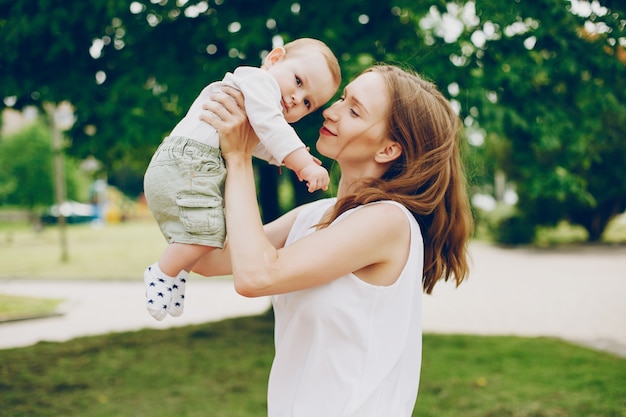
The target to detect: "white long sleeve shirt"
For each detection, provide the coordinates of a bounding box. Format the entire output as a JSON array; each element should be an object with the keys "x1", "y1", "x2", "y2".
[
  {"x1": 169, "y1": 66, "x2": 305, "y2": 166},
  {"x1": 268, "y1": 198, "x2": 424, "y2": 417}
]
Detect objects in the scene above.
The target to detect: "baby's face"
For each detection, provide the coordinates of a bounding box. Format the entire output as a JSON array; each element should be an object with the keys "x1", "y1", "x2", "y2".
[{"x1": 265, "y1": 53, "x2": 337, "y2": 123}]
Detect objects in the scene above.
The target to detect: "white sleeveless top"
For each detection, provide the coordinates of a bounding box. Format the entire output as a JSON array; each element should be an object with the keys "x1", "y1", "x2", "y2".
[{"x1": 268, "y1": 198, "x2": 424, "y2": 417}]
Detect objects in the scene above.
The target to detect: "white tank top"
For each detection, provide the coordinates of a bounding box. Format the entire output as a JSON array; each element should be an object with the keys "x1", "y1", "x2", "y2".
[{"x1": 268, "y1": 198, "x2": 424, "y2": 417}]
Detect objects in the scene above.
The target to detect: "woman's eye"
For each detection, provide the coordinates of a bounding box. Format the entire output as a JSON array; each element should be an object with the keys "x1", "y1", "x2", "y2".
[{"x1": 336, "y1": 96, "x2": 358, "y2": 116}]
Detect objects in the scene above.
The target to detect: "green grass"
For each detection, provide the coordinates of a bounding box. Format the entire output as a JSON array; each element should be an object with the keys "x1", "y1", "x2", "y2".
[
  {"x1": 1, "y1": 216, "x2": 625, "y2": 416},
  {"x1": 0, "y1": 220, "x2": 166, "y2": 280},
  {"x1": 0, "y1": 294, "x2": 64, "y2": 322},
  {"x1": 0, "y1": 220, "x2": 167, "y2": 319},
  {"x1": 0, "y1": 312, "x2": 624, "y2": 417},
  {"x1": 417, "y1": 335, "x2": 626, "y2": 417}
]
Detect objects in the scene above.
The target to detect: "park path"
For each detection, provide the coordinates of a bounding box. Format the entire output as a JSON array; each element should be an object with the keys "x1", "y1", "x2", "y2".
[
  {"x1": 1, "y1": 242, "x2": 625, "y2": 356},
  {"x1": 421, "y1": 242, "x2": 626, "y2": 357}
]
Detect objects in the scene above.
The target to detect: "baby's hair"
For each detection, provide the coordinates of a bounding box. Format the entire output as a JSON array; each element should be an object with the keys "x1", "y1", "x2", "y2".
[{"x1": 283, "y1": 38, "x2": 341, "y2": 88}]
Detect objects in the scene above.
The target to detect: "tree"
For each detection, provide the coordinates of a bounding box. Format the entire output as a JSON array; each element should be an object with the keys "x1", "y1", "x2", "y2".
[
  {"x1": 0, "y1": 0, "x2": 417, "y2": 221},
  {"x1": 0, "y1": 120, "x2": 86, "y2": 213},
  {"x1": 473, "y1": 0, "x2": 626, "y2": 242},
  {"x1": 1, "y1": 0, "x2": 624, "y2": 238},
  {"x1": 398, "y1": 0, "x2": 626, "y2": 242}
]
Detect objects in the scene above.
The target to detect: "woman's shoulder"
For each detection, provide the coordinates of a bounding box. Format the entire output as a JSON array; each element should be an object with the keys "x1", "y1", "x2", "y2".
[
  {"x1": 340, "y1": 200, "x2": 414, "y2": 225},
  {"x1": 327, "y1": 201, "x2": 412, "y2": 241},
  {"x1": 339, "y1": 200, "x2": 423, "y2": 245}
]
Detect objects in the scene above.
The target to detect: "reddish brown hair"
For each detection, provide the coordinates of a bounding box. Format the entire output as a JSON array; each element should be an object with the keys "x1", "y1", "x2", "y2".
[{"x1": 323, "y1": 64, "x2": 473, "y2": 294}]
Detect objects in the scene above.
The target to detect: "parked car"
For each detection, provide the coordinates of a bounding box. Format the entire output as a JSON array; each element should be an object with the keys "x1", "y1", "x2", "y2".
[{"x1": 40, "y1": 201, "x2": 96, "y2": 225}]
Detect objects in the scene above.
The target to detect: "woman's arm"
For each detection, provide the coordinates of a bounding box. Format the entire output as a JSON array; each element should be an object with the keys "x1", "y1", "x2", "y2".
[
  {"x1": 226, "y1": 168, "x2": 410, "y2": 296},
  {"x1": 205, "y1": 89, "x2": 411, "y2": 296},
  {"x1": 191, "y1": 205, "x2": 304, "y2": 277},
  {"x1": 191, "y1": 87, "x2": 304, "y2": 278}
]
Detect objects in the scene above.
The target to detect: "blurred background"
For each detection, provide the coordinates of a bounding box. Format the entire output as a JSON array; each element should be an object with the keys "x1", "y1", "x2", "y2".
[
  {"x1": 1, "y1": 0, "x2": 625, "y2": 246},
  {"x1": 1, "y1": 3, "x2": 625, "y2": 416}
]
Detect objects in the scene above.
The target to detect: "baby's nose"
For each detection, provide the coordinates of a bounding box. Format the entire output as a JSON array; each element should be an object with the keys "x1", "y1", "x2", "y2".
[{"x1": 292, "y1": 91, "x2": 305, "y2": 105}]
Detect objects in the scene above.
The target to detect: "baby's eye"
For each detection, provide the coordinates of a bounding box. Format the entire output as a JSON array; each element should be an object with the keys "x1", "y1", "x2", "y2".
[
  {"x1": 304, "y1": 99, "x2": 311, "y2": 109},
  {"x1": 296, "y1": 76, "x2": 303, "y2": 87}
]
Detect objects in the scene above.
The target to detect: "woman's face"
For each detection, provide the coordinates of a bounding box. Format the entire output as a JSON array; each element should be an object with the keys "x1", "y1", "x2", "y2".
[{"x1": 316, "y1": 71, "x2": 391, "y2": 165}]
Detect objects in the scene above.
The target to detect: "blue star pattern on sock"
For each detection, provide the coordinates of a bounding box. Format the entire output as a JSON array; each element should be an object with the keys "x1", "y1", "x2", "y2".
[
  {"x1": 168, "y1": 271, "x2": 188, "y2": 317},
  {"x1": 144, "y1": 266, "x2": 172, "y2": 321}
]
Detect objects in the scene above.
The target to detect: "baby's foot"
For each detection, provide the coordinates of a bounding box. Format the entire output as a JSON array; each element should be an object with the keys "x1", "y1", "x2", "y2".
[
  {"x1": 168, "y1": 270, "x2": 188, "y2": 317},
  {"x1": 144, "y1": 264, "x2": 173, "y2": 321}
]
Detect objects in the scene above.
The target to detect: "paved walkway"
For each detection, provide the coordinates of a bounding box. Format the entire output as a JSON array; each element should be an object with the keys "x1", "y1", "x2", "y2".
[
  {"x1": 1, "y1": 242, "x2": 625, "y2": 356},
  {"x1": 421, "y1": 242, "x2": 626, "y2": 357}
]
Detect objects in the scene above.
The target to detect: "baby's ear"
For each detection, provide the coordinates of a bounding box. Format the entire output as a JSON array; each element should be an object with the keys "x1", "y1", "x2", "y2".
[{"x1": 262, "y1": 46, "x2": 286, "y2": 68}]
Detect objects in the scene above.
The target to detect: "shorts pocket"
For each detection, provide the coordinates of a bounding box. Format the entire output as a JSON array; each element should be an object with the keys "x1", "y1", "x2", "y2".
[{"x1": 176, "y1": 195, "x2": 224, "y2": 235}]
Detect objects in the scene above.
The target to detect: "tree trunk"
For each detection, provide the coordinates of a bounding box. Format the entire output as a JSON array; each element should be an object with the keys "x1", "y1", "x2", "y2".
[{"x1": 576, "y1": 210, "x2": 612, "y2": 243}]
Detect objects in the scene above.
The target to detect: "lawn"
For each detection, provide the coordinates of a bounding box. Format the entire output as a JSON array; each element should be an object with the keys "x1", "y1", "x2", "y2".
[
  {"x1": 0, "y1": 294, "x2": 64, "y2": 322},
  {"x1": 1, "y1": 218, "x2": 625, "y2": 416},
  {"x1": 0, "y1": 220, "x2": 166, "y2": 280},
  {"x1": 0, "y1": 220, "x2": 167, "y2": 320},
  {"x1": 0, "y1": 311, "x2": 624, "y2": 417}
]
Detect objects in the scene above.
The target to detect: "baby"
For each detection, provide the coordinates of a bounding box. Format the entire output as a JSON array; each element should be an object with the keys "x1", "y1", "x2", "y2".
[{"x1": 143, "y1": 38, "x2": 341, "y2": 320}]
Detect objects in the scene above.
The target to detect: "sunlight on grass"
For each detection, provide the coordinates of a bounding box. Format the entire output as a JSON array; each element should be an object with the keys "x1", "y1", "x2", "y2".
[
  {"x1": 604, "y1": 214, "x2": 626, "y2": 243},
  {"x1": 0, "y1": 220, "x2": 166, "y2": 280},
  {"x1": 0, "y1": 294, "x2": 64, "y2": 322},
  {"x1": 535, "y1": 221, "x2": 589, "y2": 246},
  {"x1": 533, "y1": 214, "x2": 626, "y2": 247}
]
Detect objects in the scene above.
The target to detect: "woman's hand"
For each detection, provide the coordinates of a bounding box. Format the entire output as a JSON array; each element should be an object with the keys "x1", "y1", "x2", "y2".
[{"x1": 200, "y1": 86, "x2": 259, "y2": 161}]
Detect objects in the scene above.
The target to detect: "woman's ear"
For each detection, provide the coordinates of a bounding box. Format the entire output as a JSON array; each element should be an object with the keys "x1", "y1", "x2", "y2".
[
  {"x1": 375, "y1": 140, "x2": 402, "y2": 164},
  {"x1": 262, "y1": 47, "x2": 286, "y2": 69}
]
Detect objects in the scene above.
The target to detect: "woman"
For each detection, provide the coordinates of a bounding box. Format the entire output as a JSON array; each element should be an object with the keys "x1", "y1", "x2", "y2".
[{"x1": 193, "y1": 64, "x2": 473, "y2": 416}]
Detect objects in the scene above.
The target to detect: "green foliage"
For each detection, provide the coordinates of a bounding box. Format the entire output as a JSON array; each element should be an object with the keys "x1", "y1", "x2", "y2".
[
  {"x1": 476, "y1": 203, "x2": 536, "y2": 245},
  {"x1": 0, "y1": 121, "x2": 89, "y2": 210},
  {"x1": 1, "y1": 0, "x2": 625, "y2": 236},
  {"x1": 0, "y1": 316, "x2": 623, "y2": 416},
  {"x1": 463, "y1": 0, "x2": 626, "y2": 241},
  {"x1": 0, "y1": 122, "x2": 53, "y2": 208}
]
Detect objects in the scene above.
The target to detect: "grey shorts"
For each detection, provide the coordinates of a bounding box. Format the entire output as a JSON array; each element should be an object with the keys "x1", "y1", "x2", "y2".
[{"x1": 143, "y1": 136, "x2": 227, "y2": 248}]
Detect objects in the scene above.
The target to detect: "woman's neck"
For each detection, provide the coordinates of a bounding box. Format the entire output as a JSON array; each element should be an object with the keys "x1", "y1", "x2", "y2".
[
  {"x1": 335, "y1": 164, "x2": 385, "y2": 199},
  {"x1": 335, "y1": 173, "x2": 366, "y2": 200}
]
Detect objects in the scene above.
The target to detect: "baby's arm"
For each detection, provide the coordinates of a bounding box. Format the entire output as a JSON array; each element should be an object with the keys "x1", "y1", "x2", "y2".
[{"x1": 283, "y1": 147, "x2": 329, "y2": 192}]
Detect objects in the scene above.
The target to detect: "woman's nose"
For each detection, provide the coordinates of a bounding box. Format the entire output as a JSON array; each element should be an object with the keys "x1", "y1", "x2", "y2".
[{"x1": 322, "y1": 105, "x2": 337, "y2": 121}]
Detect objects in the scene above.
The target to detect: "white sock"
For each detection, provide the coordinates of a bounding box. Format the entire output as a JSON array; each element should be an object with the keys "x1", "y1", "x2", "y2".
[
  {"x1": 168, "y1": 270, "x2": 188, "y2": 317},
  {"x1": 144, "y1": 263, "x2": 175, "y2": 321}
]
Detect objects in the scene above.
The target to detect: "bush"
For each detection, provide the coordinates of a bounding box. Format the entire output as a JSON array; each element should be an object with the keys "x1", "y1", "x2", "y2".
[{"x1": 483, "y1": 204, "x2": 536, "y2": 245}]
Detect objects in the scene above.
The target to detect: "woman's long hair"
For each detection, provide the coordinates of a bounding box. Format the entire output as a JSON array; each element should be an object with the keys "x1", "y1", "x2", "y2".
[{"x1": 323, "y1": 64, "x2": 473, "y2": 294}]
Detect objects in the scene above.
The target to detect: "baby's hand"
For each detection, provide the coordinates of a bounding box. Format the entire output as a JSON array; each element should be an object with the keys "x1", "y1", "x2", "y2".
[{"x1": 297, "y1": 163, "x2": 330, "y2": 193}]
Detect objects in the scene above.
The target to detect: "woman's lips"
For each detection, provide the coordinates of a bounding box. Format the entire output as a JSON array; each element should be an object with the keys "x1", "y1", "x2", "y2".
[{"x1": 319, "y1": 126, "x2": 336, "y2": 136}]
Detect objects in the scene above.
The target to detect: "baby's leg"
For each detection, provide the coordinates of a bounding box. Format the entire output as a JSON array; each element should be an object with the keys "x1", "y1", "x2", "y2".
[
  {"x1": 158, "y1": 242, "x2": 215, "y2": 276},
  {"x1": 145, "y1": 243, "x2": 215, "y2": 320}
]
